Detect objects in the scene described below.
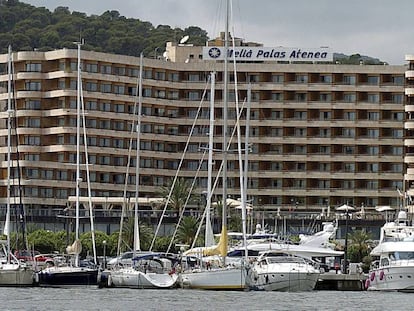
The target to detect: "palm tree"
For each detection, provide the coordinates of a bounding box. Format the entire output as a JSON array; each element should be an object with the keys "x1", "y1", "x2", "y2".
[
  {"x1": 158, "y1": 177, "x2": 200, "y2": 215},
  {"x1": 347, "y1": 229, "x2": 372, "y2": 263},
  {"x1": 121, "y1": 217, "x2": 154, "y2": 252},
  {"x1": 176, "y1": 216, "x2": 201, "y2": 247}
]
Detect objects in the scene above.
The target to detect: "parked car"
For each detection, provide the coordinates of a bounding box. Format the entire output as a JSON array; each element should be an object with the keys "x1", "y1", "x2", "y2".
[{"x1": 14, "y1": 250, "x2": 50, "y2": 264}]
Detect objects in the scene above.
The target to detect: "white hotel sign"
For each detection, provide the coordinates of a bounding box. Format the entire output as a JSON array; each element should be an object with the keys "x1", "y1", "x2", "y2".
[{"x1": 203, "y1": 46, "x2": 333, "y2": 62}]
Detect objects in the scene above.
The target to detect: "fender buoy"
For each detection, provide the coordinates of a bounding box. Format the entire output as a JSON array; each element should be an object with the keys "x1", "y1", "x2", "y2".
[
  {"x1": 370, "y1": 272, "x2": 375, "y2": 281},
  {"x1": 379, "y1": 270, "x2": 385, "y2": 280},
  {"x1": 365, "y1": 279, "x2": 370, "y2": 289}
]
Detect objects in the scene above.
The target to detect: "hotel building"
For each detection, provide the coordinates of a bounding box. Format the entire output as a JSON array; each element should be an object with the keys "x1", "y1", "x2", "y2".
[{"x1": 0, "y1": 39, "x2": 407, "y2": 230}]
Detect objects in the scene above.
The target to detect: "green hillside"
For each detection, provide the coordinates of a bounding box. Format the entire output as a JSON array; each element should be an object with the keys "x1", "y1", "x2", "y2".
[{"x1": 0, "y1": 0, "x2": 208, "y2": 57}]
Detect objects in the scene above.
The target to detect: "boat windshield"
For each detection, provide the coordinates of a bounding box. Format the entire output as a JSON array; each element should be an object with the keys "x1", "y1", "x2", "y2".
[
  {"x1": 267, "y1": 256, "x2": 305, "y2": 264},
  {"x1": 390, "y1": 251, "x2": 414, "y2": 260}
]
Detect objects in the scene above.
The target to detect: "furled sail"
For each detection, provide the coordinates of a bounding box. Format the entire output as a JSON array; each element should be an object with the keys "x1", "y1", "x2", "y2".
[{"x1": 66, "y1": 239, "x2": 82, "y2": 255}]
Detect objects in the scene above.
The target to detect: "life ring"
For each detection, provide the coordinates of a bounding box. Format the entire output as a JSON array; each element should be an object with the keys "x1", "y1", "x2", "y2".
[
  {"x1": 370, "y1": 272, "x2": 375, "y2": 281},
  {"x1": 379, "y1": 270, "x2": 385, "y2": 280},
  {"x1": 365, "y1": 279, "x2": 370, "y2": 289}
]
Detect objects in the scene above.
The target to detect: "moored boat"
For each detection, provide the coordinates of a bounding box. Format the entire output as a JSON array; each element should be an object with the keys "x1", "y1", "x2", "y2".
[{"x1": 246, "y1": 250, "x2": 320, "y2": 291}]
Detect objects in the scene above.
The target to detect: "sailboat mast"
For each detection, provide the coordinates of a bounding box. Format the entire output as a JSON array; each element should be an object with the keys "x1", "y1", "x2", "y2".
[
  {"x1": 242, "y1": 84, "x2": 251, "y2": 260},
  {"x1": 6, "y1": 45, "x2": 12, "y2": 264},
  {"x1": 134, "y1": 53, "x2": 143, "y2": 253},
  {"x1": 205, "y1": 72, "x2": 215, "y2": 247},
  {"x1": 221, "y1": 0, "x2": 230, "y2": 265},
  {"x1": 75, "y1": 41, "x2": 82, "y2": 267}
]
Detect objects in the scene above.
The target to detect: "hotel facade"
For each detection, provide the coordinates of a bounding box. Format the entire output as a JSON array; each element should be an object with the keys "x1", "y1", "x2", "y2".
[{"x1": 0, "y1": 39, "x2": 408, "y2": 230}]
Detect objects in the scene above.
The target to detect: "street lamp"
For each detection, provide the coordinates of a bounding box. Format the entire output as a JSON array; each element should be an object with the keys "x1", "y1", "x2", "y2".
[
  {"x1": 102, "y1": 240, "x2": 107, "y2": 270},
  {"x1": 336, "y1": 203, "x2": 355, "y2": 274},
  {"x1": 154, "y1": 47, "x2": 160, "y2": 59}
]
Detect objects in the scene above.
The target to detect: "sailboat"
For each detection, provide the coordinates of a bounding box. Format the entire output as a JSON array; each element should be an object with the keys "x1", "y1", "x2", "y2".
[
  {"x1": 0, "y1": 45, "x2": 35, "y2": 286},
  {"x1": 108, "y1": 54, "x2": 178, "y2": 289},
  {"x1": 179, "y1": 0, "x2": 249, "y2": 290},
  {"x1": 37, "y1": 42, "x2": 99, "y2": 287}
]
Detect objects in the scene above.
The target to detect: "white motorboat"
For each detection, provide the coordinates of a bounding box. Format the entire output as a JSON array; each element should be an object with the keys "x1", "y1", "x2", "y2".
[
  {"x1": 109, "y1": 253, "x2": 178, "y2": 289},
  {"x1": 366, "y1": 210, "x2": 414, "y2": 292},
  {"x1": 246, "y1": 250, "x2": 320, "y2": 291}
]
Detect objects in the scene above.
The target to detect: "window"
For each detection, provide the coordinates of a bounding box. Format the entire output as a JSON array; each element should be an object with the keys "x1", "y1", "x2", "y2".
[
  {"x1": 343, "y1": 93, "x2": 356, "y2": 102},
  {"x1": 100, "y1": 102, "x2": 111, "y2": 112},
  {"x1": 392, "y1": 146, "x2": 403, "y2": 155},
  {"x1": 318, "y1": 180, "x2": 330, "y2": 189},
  {"x1": 294, "y1": 111, "x2": 307, "y2": 120},
  {"x1": 100, "y1": 84, "x2": 111, "y2": 93},
  {"x1": 188, "y1": 73, "x2": 200, "y2": 81},
  {"x1": 319, "y1": 128, "x2": 330, "y2": 137},
  {"x1": 367, "y1": 146, "x2": 379, "y2": 155},
  {"x1": 188, "y1": 91, "x2": 200, "y2": 100},
  {"x1": 85, "y1": 63, "x2": 98, "y2": 73},
  {"x1": 343, "y1": 146, "x2": 354, "y2": 154},
  {"x1": 342, "y1": 128, "x2": 355, "y2": 137},
  {"x1": 271, "y1": 110, "x2": 283, "y2": 119},
  {"x1": 272, "y1": 74, "x2": 284, "y2": 83},
  {"x1": 367, "y1": 163, "x2": 379, "y2": 172},
  {"x1": 368, "y1": 112, "x2": 379, "y2": 121},
  {"x1": 320, "y1": 75, "x2": 331, "y2": 83},
  {"x1": 99, "y1": 138, "x2": 110, "y2": 147},
  {"x1": 391, "y1": 129, "x2": 403, "y2": 138},
  {"x1": 25, "y1": 81, "x2": 41, "y2": 91},
  {"x1": 26, "y1": 63, "x2": 41, "y2": 72},
  {"x1": 392, "y1": 94, "x2": 403, "y2": 104},
  {"x1": 100, "y1": 65, "x2": 112, "y2": 74},
  {"x1": 24, "y1": 136, "x2": 40, "y2": 145},
  {"x1": 392, "y1": 76, "x2": 404, "y2": 85},
  {"x1": 344, "y1": 163, "x2": 355, "y2": 172},
  {"x1": 295, "y1": 93, "x2": 307, "y2": 102},
  {"x1": 25, "y1": 118, "x2": 40, "y2": 128},
  {"x1": 271, "y1": 128, "x2": 282, "y2": 137},
  {"x1": 392, "y1": 112, "x2": 404, "y2": 121},
  {"x1": 295, "y1": 128, "x2": 306, "y2": 137},
  {"x1": 114, "y1": 104, "x2": 124, "y2": 113},
  {"x1": 85, "y1": 82, "x2": 97, "y2": 92},
  {"x1": 319, "y1": 163, "x2": 330, "y2": 171},
  {"x1": 367, "y1": 129, "x2": 379, "y2": 138},
  {"x1": 25, "y1": 100, "x2": 41, "y2": 110},
  {"x1": 295, "y1": 146, "x2": 306, "y2": 154},
  {"x1": 344, "y1": 111, "x2": 356, "y2": 120},
  {"x1": 367, "y1": 93, "x2": 379, "y2": 103},
  {"x1": 319, "y1": 93, "x2": 331, "y2": 102},
  {"x1": 85, "y1": 101, "x2": 97, "y2": 110},
  {"x1": 272, "y1": 93, "x2": 283, "y2": 101},
  {"x1": 320, "y1": 111, "x2": 331, "y2": 120},
  {"x1": 296, "y1": 74, "x2": 308, "y2": 83},
  {"x1": 343, "y1": 75, "x2": 356, "y2": 85},
  {"x1": 320, "y1": 145, "x2": 330, "y2": 154},
  {"x1": 113, "y1": 85, "x2": 125, "y2": 95},
  {"x1": 367, "y1": 76, "x2": 379, "y2": 85}
]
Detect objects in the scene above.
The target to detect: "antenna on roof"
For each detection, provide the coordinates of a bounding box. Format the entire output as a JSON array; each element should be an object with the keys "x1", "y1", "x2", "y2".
[{"x1": 180, "y1": 35, "x2": 190, "y2": 44}]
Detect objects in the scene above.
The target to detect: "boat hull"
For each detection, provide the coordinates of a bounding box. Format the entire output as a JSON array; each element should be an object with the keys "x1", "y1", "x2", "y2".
[
  {"x1": 247, "y1": 271, "x2": 319, "y2": 291},
  {"x1": 37, "y1": 266, "x2": 99, "y2": 287},
  {"x1": 0, "y1": 265, "x2": 34, "y2": 286},
  {"x1": 367, "y1": 266, "x2": 414, "y2": 292},
  {"x1": 110, "y1": 268, "x2": 178, "y2": 289},
  {"x1": 179, "y1": 267, "x2": 246, "y2": 290}
]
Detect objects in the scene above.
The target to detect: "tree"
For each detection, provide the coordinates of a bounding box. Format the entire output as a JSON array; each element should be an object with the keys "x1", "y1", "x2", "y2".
[
  {"x1": 347, "y1": 229, "x2": 372, "y2": 263},
  {"x1": 158, "y1": 177, "x2": 199, "y2": 215},
  {"x1": 120, "y1": 217, "x2": 154, "y2": 252},
  {"x1": 176, "y1": 216, "x2": 201, "y2": 247}
]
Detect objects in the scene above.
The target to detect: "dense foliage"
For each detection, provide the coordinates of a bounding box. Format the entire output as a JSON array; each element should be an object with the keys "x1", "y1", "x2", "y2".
[{"x1": 0, "y1": 0, "x2": 209, "y2": 57}]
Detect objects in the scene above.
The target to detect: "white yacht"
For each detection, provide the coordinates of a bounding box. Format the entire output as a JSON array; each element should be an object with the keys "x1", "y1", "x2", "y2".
[
  {"x1": 366, "y1": 210, "x2": 414, "y2": 292},
  {"x1": 246, "y1": 250, "x2": 320, "y2": 291}
]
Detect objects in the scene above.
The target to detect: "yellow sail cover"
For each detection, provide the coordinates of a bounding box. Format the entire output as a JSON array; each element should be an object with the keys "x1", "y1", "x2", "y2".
[{"x1": 203, "y1": 226, "x2": 228, "y2": 257}]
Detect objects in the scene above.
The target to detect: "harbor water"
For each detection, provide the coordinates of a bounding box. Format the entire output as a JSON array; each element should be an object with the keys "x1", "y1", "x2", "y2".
[{"x1": 1, "y1": 287, "x2": 412, "y2": 311}]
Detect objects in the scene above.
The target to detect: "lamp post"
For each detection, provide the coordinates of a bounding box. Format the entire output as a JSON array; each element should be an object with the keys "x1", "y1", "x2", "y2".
[
  {"x1": 154, "y1": 47, "x2": 160, "y2": 59},
  {"x1": 102, "y1": 240, "x2": 107, "y2": 270},
  {"x1": 336, "y1": 203, "x2": 354, "y2": 274}
]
